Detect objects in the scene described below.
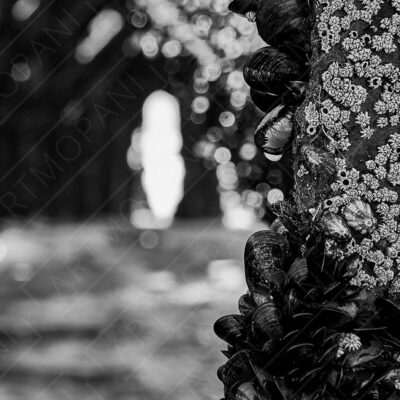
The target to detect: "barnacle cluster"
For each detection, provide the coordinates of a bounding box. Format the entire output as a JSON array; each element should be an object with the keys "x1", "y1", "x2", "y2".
[{"x1": 301, "y1": 0, "x2": 400, "y2": 290}]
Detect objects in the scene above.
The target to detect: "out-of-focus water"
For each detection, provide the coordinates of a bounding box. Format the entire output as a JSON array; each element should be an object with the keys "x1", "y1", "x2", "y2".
[{"x1": 0, "y1": 218, "x2": 251, "y2": 400}]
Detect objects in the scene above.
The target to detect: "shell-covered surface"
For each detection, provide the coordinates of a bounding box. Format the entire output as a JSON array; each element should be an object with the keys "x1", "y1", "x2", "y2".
[{"x1": 254, "y1": 105, "x2": 294, "y2": 156}]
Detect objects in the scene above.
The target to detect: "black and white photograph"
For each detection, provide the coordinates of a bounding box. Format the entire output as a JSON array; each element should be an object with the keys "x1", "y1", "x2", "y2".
[{"x1": 2, "y1": 0, "x2": 400, "y2": 399}]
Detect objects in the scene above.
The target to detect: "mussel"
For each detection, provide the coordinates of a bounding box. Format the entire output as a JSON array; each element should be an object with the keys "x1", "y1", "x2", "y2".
[
  {"x1": 252, "y1": 287, "x2": 274, "y2": 307},
  {"x1": 238, "y1": 294, "x2": 256, "y2": 316},
  {"x1": 376, "y1": 297, "x2": 400, "y2": 336},
  {"x1": 244, "y1": 230, "x2": 289, "y2": 293},
  {"x1": 286, "y1": 257, "x2": 308, "y2": 287},
  {"x1": 345, "y1": 341, "x2": 382, "y2": 368},
  {"x1": 251, "y1": 83, "x2": 306, "y2": 114},
  {"x1": 228, "y1": 0, "x2": 260, "y2": 17},
  {"x1": 251, "y1": 300, "x2": 283, "y2": 340},
  {"x1": 214, "y1": 314, "x2": 247, "y2": 346},
  {"x1": 218, "y1": 350, "x2": 254, "y2": 395},
  {"x1": 243, "y1": 47, "x2": 303, "y2": 95},
  {"x1": 254, "y1": 105, "x2": 294, "y2": 156},
  {"x1": 250, "y1": 88, "x2": 281, "y2": 114},
  {"x1": 256, "y1": 0, "x2": 310, "y2": 60}
]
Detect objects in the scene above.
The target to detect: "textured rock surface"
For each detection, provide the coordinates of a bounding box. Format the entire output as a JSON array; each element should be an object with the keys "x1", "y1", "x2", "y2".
[{"x1": 293, "y1": 0, "x2": 400, "y2": 294}]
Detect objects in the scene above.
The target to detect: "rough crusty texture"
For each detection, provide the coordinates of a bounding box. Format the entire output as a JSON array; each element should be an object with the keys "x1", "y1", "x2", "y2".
[{"x1": 293, "y1": 0, "x2": 400, "y2": 295}]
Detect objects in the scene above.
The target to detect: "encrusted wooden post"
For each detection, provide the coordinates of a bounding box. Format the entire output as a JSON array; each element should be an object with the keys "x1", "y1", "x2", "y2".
[{"x1": 215, "y1": 0, "x2": 400, "y2": 398}]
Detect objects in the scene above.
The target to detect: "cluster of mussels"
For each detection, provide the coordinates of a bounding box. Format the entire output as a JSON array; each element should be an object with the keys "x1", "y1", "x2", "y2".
[
  {"x1": 215, "y1": 228, "x2": 400, "y2": 399},
  {"x1": 230, "y1": 0, "x2": 310, "y2": 158},
  {"x1": 215, "y1": 0, "x2": 400, "y2": 399}
]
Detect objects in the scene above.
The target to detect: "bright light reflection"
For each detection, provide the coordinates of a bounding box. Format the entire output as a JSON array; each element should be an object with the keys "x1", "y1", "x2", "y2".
[
  {"x1": 220, "y1": 190, "x2": 255, "y2": 230},
  {"x1": 12, "y1": 0, "x2": 40, "y2": 21},
  {"x1": 11, "y1": 62, "x2": 31, "y2": 82},
  {"x1": 75, "y1": 9, "x2": 123, "y2": 64},
  {"x1": 265, "y1": 153, "x2": 283, "y2": 162},
  {"x1": 135, "y1": 91, "x2": 185, "y2": 229}
]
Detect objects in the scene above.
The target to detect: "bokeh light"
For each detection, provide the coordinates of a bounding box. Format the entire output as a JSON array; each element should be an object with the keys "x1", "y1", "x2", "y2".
[
  {"x1": 267, "y1": 188, "x2": 284, "y2": 204},
  {"x1": 75, "y1": 9, "x2": 124, "y2": 64},
  {"x1": 12, "y1": 0, "x2": 40, "y2": 21}
]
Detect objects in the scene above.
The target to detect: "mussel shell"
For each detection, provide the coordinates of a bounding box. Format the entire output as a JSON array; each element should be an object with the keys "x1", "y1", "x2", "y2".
[
  {"x1": 228, "y1": 0, "x2": 260, "y2": 16},
  {"x1": 251, "y1": 82, "x2": 306, "y2": 114},
  {"x1": 219, "y1": 350, "x2": 254, "y2": 392},
  {"x1": 286, "y1": 257, "x2": 308, "y2": 287},
  {"x1": 252, "y1": 287, "x2": 274, "y2": 307},
  {"x1": 251, "y1": 301, "x2": 283, "y2": 340},
  {"x1": 250, "y1": 88, "x2": 281, "y2": 114},
  {"x1": 235, "y1": 382, "x2": 258, "y2": 400},
  {"x1": 285, "y1": 342, "x2": 314, "y2": 362},
  {"x1": 214, "y1": 314, "x2": 247, "y2": 345},
  {"x1": 319, "y1": 212, "x2": 351, "y2": 241},
  {"x1": 244, "y1": 230, "x2": 289, "y2": 293},
  {"x1": 238, "y1": 294, "x2": 256, "y2": 316},
  {"x1": 376, "y1": 297, "x2": 400, "y2": 336},
  {"x1": 286, "y1": 287, "x2": 303, "y2": 314},
  {"x1": 345, "y1": 341, "x2": 382, "y2": 368},
  {"x1": 314, "y1": 305, "x2": 354, "y2": 329},
  {"x1": 255, "y1": 0, "x2": 310, "y2": 59},
  {"x1": 270, "y1": 218, "x2": 288, "y2": 235},
  {"x1": 254, "y1": 105, "x2": 294, "y2": 155},
  {"x1": 243, "y1": 47, "x2": 302, "y2": 95}
]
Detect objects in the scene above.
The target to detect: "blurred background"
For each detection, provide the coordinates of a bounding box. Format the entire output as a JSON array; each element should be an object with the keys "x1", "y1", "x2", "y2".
[{"x1": 0, "y1": 0, "x2": 294, "y2": 399}]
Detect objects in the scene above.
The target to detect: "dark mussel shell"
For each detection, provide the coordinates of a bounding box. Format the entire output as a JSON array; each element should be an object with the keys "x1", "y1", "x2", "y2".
[
  {"x1": 219, "y1": 350, "x2": 254, "y2": 396},
  {"x1": 251, "y1": 300, "x2": 283, "y2": 341},
  {"x1": 228, "y1": 0, "x2": 260, "y2": 16},
  {"x1": 376, "y1": 297, "x2": 400, "y2": 336},
  {"x1": 286, "y1": 257, "x2": 308, "y2": 287},
  {"x1": 286, "y1": 287, "x2": 303, "y2": 314},
  {"x1": 345, "y1": 341, "x2": 382, "y2": 368},
  {"x1": 254, "y1": 105, "x2": 294, "y2": 156},
  {"x1": 251, "y1": 82, "x2": 306, "y2": 114},
  {"x1": 256, "y1": 0, "x2": 310, "y2": 59},
  {"x1": 243, "y1": 47, "x2": 302, "y2": 95},
  {"x1": 238, "y1": 294, "x2": 256, "y2": 317},
  {"x1": 285, "y1": 80, "x2": 307, "y2": 103},
  {"x1": 252, "y1": 286, "x2": 274, "y2": 307},
  {"x1": 214, "y1": 314, "x2": 247, "y2": 346},
  {"x1": 250, "y1": 88, "x2": 281, "y2": 114},
  {"x1": 244, "y1": 230, "x2": 289, "y2": 293},
  {"x1": 313, "y1": 305, "x2": 354, "y2": 329}
]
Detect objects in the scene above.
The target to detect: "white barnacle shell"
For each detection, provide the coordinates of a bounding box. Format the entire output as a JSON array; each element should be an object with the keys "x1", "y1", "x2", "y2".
[{"x1": 342, "y1": 200, "x2": 377, "y2": 234}]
